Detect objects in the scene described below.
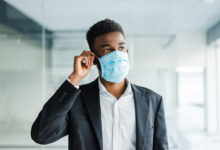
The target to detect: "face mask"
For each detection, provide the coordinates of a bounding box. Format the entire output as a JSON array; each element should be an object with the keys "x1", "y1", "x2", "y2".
[{"x1": 96, "y1": 51, "x2": 130, "y2": 83}]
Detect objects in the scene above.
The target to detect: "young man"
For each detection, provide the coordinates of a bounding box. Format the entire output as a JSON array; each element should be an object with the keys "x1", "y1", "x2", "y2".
[{"x1": 31, "y1": 19, "x2": 169, "y2": 150}]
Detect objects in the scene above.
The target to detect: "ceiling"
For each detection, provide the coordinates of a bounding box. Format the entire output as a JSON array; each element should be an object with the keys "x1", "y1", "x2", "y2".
[{"x1": 4, "y1": 0, "x2": 220, "y2": 34}]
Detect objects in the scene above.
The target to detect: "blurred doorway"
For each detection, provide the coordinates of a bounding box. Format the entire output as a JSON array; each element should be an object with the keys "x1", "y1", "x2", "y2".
[
  {"x1": 176, "y1": 67, "x2": 205, "y2": 149},
  {"x1": 177, "y1": 67, "x2": 205, "y2": 132}
]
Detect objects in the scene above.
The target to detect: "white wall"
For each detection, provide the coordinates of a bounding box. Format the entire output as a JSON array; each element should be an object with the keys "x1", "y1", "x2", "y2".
[{"x1": 176, "y1": 31, "x2": 206, "y2": 67}]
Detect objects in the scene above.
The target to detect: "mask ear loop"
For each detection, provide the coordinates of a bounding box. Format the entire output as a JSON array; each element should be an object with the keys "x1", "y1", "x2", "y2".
[{"x1": 95, "y1": 56, "x2": 102, "y2": 76}]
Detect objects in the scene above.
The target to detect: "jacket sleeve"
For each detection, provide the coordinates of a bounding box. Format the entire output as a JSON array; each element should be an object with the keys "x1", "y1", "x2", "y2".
[
  {"x1": 153, "y1": 96, "x2": 169, "y2": 150},
  {"x1": 31, "y1": 80, "x2": 81, "y2": 145}
]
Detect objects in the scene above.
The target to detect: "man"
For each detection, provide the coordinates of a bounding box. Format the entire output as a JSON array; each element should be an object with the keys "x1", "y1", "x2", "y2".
[{"x1": 31, "y1": 18, "x2": 169, "y2": 150}]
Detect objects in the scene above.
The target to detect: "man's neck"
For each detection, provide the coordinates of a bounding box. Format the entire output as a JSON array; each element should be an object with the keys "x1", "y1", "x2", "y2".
[{"x1": 99, "y1": 76, "x2": 127, "y2": 99}]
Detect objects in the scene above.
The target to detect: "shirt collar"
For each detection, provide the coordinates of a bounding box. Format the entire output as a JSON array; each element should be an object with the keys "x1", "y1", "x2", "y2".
[{"x1": 98, "y1": 77, "x2": 132, "y2": 96}]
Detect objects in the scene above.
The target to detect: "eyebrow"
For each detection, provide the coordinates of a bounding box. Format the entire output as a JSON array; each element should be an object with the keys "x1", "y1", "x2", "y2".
[
  {"x1": 100, "y1": 42, "x2": 125, "y2": 48},
  {"x1": 119, "y1": 42, "x2": 125, "y2": 45}
]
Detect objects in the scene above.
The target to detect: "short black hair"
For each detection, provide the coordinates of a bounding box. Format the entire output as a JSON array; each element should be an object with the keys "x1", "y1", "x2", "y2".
[{"x1": 86, "y1": 18, "x2": 124, "y2": 52}]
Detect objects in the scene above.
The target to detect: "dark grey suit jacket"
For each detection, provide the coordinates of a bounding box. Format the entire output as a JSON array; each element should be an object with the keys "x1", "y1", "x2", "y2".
[{"x1": 31, "y1": 78, "x2": 169, "y2": 150}]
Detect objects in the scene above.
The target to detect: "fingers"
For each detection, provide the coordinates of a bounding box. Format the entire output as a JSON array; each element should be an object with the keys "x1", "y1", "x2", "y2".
[
  {"x1": 80, "y1": 50, "x2": 95, "y2": 67},
  {"x1": 74, "y1": 56, "x2": 87, "y2": 68},
  {"x1": 80, "y1": 50, "x2": 95, "y2": 58}
]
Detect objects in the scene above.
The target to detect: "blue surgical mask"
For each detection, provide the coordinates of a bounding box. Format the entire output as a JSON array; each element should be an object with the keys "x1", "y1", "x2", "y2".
[{"x1": 96, "y1": 51, "x2": 130, "y2": 83}]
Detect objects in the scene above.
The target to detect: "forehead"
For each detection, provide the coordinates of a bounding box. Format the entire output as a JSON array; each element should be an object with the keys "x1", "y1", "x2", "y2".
[{"x1": 94, "y1": 31, "x2": 125, "y2": 48}]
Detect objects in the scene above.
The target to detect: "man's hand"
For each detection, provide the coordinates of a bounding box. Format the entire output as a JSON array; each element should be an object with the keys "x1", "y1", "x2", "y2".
[{"x1": 68, "y1": 50, "x2": 95, "y2": 86}]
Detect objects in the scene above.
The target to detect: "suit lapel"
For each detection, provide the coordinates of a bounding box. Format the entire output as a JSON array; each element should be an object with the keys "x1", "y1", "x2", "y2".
[
  {"x1": 131, "y1": 84, "x2": 150, "y2": 150},
  {"x1": 81, "y1": 78, "x2": 103, "y2": 150}
]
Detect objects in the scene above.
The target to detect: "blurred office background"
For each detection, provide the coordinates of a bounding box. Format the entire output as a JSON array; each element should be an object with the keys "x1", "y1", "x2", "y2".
[{"x1": 1, "y1": 0, "x2": 220, "y2": 149}]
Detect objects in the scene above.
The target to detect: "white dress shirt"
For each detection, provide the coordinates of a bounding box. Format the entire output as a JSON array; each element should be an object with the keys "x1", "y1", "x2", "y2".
[
  {"x1": 98, "y1": 78, "x2": 136, "y2": 150},
  {"x1": 67, "y1": 77, "x2": 136, "y2": 150}
]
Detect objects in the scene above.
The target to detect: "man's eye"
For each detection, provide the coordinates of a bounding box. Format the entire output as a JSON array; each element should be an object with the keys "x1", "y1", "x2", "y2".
[
  {"x1": 119, "y1": 46, "x2": 125, "y2": 50},
  {"x1": 104, "y1": 49, "x2": 111, "y2": 52}
]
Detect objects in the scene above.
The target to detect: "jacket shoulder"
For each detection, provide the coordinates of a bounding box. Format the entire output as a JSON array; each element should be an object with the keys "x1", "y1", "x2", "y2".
[
  {"x1": 131, "y1": 84, "x2": 163, "y2": 113},
  {"x1": 131, "y1": 83, "x2": 162, "y2": 99}
]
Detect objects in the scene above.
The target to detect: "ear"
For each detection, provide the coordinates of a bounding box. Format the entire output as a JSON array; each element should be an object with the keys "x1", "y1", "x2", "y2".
[{"x1": 126, "y1": 49, "x2": 129, "y2": 53}]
